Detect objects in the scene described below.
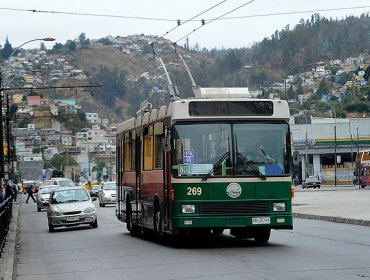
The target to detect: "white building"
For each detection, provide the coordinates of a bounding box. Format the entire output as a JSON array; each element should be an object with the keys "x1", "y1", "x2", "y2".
[{"x1": 85, "y1": 113, "x2": 99, "y2": 123}]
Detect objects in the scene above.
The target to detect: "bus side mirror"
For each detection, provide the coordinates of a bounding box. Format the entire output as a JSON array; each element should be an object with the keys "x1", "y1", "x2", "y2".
[
  {"x1": 292, "y1": 151, "x2": 300, "y2": 165},
  {"x1": 163, "y1": 136, "x2": 171, "y2": 152}
]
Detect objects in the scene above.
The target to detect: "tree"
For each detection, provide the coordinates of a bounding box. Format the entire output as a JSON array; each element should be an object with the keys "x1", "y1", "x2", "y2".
[
  {"x1": 316, "y1": 78, "x2": 329, "y2": 97},
  {"x1": 296, "y1": 83, "x2": 304, "y2": 97},
  {"x1": 50, "y1": 154, "x2": 77, "y2": 170},
  {"x1": 287, "y1": 85, "x2": 296, "y2": 100},
  {"x1": 79, "y1": 33, "x2": 90, "y2": 49},
  {"x1": 1, "y1": 37, "x2": 13, "y2": 59},
  {"x1": 65, "y1": 40, "x2": 76, "y2": 51},
  {"x1": 40, "y1": 42, "x2": 46, "y2": 51}
]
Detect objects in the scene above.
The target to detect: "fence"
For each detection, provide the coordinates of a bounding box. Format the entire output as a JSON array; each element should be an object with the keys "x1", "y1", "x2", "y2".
[{"x1": 0, "y1": 197, "x2": 13, "y2": 258}]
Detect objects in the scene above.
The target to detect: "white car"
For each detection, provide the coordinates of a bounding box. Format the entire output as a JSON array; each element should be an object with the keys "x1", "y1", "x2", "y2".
[
  {"x1": 98, "y1": 181, "x2": 116, "y2": 207},
  {"x1": 46, "y1": 186, "x2": 98, "y2": 232},
  {"x1": 44, "y1": 178, "x2": 76, "y2": 188}
]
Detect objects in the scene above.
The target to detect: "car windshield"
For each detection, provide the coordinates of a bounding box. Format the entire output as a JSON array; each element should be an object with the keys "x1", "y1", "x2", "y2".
[
  {"x1": 51, "y1": 188, "x2": 89, "y2": 204},
  {"x1": 172, "y1": 122, "x2": 290, "y2": 178},
  {"x1": 39, "y1": 187, "x2": 53, "y2": 194},
  {"x1": 103, "y1": 182, "x2": 116, "y2": 190},
  {"x1": 58, "y1": 180, "x2": 76, "y2": 187}
]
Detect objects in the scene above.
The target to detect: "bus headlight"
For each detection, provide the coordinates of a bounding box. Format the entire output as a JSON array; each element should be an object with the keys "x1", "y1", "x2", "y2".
[
  {"x1": 273, "y1": 202, "x2": 286, "y2": 212},
  {"x1": 182, "y1": 204, "x2": 195, "y2": 214}
]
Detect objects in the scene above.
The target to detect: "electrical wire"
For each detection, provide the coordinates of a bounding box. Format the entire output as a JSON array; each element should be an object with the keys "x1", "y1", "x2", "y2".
[
  {"x1": 175, "y1": 0, "x2": 255, "y2": 43},
  {"x1": 1, "y1": 5, "x2": 369, "y2": 22},
  {"x1": 118, "y1": 0, "x2": 227, "y2": 71}
]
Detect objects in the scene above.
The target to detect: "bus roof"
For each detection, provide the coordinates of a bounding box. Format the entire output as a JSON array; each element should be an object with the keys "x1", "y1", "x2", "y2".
[{"x1": 117, "y1": 89, "x2": 289, "y2": 134}]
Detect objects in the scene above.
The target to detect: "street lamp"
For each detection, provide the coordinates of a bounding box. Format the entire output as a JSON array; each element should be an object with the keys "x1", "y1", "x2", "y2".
[
  {"x1": 244, "y1": 62, "x2": 324, "y2": 100},
  {"x1": 322, "y1": 101, "x2": 337, "y2": 187},
  {"x1": 0, "y1": 37, "x2": 55, "y2": 180}
]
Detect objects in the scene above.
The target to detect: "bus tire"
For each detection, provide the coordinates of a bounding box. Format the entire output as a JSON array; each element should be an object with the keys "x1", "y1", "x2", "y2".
[{"x1": 254, "y1": 228, "x2": 271, "y2": 243}]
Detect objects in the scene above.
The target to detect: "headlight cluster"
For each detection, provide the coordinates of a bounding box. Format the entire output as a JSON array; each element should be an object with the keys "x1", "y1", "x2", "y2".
[
  {"x1": 84, "y1": 207, "x2": 95, "y2": 213},
  {"x1": 272, "y1": 202, "x2": 286, "y2": 212},
  {"x1": 182, "y1": 204, "x2": 195, "y2": 214},
  {"x1": 50, "y1": 211, "x2": 60, "y2": 216}
]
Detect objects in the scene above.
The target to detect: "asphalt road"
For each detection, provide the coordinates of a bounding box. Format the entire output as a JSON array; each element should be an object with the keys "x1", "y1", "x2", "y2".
[{"x1": 14, "y1": 194, "x2": 370, "y2": 280}]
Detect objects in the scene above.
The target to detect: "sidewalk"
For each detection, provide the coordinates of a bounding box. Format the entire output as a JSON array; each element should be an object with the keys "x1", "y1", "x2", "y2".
[
  {"x1": 0, "y1": 200, "x2": 19, "y2": 280},
  {"x1": 293, "y1": 184, "x2": 370, "y2": 226}
]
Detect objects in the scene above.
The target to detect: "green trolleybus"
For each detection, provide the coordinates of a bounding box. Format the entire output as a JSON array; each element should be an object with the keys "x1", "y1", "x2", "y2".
[{"x1": 116, "y1": 87, "x2": 293, "y2": 242}]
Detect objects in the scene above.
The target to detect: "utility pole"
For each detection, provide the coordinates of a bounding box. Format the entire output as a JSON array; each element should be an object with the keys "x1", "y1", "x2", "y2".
[{"x1": 0, "y1": 72, "x2": 4, "y2": 179}]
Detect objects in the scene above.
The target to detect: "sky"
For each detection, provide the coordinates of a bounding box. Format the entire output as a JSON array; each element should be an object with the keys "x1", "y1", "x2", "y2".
[{"x1": 1, "y1": 0, "x2": 370, "y2": 50}]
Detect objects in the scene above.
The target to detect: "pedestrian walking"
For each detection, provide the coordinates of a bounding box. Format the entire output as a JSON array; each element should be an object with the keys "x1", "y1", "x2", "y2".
[
  {"x1": 26, "y1": 184, "x2": 36, "y2": 203},
  {"x1": 12, "y1": 182, "x2": 19, "y2": 202},
  {"x1": 294, "y1": 175, "x2": 298, "y2": 187}
]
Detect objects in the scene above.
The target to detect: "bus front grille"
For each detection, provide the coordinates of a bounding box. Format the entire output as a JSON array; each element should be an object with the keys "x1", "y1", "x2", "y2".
[{"x1": 199, "y1": 202, "x2": 269, "y2": 216}]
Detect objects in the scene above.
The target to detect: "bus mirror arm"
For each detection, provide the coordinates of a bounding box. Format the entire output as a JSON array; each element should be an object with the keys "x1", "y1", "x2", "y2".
[{"x1": 163, "y1": 131, "x2": 171, "y2": 152}]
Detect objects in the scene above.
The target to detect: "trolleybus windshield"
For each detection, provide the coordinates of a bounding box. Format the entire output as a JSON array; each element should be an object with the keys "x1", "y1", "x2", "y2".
[{"x1": 172, "y1": 122, "x2": 290, "y2": 178}]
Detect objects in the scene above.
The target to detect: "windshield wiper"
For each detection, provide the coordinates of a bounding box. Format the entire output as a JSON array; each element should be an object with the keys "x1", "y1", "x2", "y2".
[
  {"x1": 202, "y1": 151, "x2": 230, "y2": 181},
  {"x1": 236, "y1": 153, "x2": 266, "y2": 180}
]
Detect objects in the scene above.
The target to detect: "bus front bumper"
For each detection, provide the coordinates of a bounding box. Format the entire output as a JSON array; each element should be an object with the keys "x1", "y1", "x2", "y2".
[{"x1": 171, "y1": 214, "x2": 293, "y2": 230}]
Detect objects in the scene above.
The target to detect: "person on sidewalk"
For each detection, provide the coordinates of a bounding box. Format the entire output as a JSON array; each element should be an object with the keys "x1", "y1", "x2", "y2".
[
  {"x1": 0, "y1": 185, "x2": 4, "y2": 204},
  {"x1": 26, "y1": 184, "x2": 36, "y2": 203},
  {"x1": 12, "y1": 182, "x2": 19, "y2": 202}
]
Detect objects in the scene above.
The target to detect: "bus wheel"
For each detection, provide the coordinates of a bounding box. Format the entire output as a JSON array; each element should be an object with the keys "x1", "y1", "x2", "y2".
[
  {"x1": 254, "y1": 229, "x2": 271, "y2": 243},
  {"x1": 126, "y1": 202, "x2": 140, "y2": 236}
]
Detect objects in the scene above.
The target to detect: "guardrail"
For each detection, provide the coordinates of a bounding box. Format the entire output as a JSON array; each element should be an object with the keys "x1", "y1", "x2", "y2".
[{"x1": 0, "y1": 197, "x2": 13, "y2": 258}]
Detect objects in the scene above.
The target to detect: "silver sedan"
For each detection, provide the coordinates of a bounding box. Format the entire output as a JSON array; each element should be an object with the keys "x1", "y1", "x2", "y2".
[
  {"x1": 46, "y1": 186, "x2": 98, "y2": 232},
  {"x1": 36, "y1": 185, "x2": 57, "y2": 212},
  {"x1": 98, "y1": 181, "x2": 116, "y2": 207}
]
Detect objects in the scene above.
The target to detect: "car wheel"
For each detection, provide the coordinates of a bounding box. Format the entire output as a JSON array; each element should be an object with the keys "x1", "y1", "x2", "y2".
[
  {"x1": 48, "y1": 224, "x2": 55, "y2": 233},
  {"x1": 91, "y1": 219, "x2": 98, "y2": 228}
]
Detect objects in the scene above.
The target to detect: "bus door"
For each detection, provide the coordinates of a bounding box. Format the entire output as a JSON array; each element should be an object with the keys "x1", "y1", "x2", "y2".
[
  {"x1": 162, "y1": 127, "x2": 172, "y2": 230},
  {"x1": 134, "y1": 134, "x2": 142, "y2": 222}
]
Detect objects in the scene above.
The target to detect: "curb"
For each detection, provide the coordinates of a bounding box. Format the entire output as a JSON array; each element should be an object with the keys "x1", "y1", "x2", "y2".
[
  {"x1": 0, "y1": 202, "x2": 19, "y2": 280},
  {"x1": 293, "y1": 212, "x2": 370, "y2": 227}
]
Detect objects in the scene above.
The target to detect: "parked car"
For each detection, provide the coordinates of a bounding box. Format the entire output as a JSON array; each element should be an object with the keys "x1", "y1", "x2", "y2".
[
  {"x1": 44, "y1": 178, "x2": 76, "y2": 188},
  {"x1": 98, "y1": 181, "x2": 116, "y2": 207},
  {"x1": 90, "y1": 185, "x2": 101, "y2": 198},
  {"x1": 45, "y1": 186, "x2": 98, "y2": 232},
  {"x1": 36, "y1": 185, "x2": 57, "y2": 212},
  {"x1": 302, "y1": 176, "x2": 321, "y2": 189}
]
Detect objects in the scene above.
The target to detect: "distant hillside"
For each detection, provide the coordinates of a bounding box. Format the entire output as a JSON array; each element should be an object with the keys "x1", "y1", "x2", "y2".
[{"x1": 29, "y1": 13, "x2": 370, "y2": 121}]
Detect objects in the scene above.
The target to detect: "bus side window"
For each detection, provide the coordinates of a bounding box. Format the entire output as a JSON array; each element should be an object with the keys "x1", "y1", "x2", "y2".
[
  {"x1": 154, "y1": 122, "x2": 164, "y2": 169},
  {"x1": 143, "y1": 125, "x2": 153, "y2": 170},
  {"x1": 124, "y1": 132, "x2": 131, "y2": 171}
]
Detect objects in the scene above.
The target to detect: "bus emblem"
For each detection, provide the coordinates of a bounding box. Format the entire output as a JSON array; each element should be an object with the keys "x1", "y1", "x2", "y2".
[{"x1": 226, "y1": 183, "x2": 242, "y2": 198}]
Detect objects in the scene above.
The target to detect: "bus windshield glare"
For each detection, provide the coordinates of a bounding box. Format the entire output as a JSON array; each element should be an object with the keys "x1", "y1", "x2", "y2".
[{"x1": 172, "y1": 122, "x2": 290, "y2": 177}]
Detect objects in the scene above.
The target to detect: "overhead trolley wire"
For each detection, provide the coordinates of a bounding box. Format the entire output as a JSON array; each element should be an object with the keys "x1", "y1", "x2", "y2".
[
  {"x1": 175, "y1": 0, "x2": 255, "y2": 43},
  {"x1": 1, "y1": 5, "x2": 370, "y2": 22},
  {"x1": 122, "y1": 0, "x2": 228, "y2": 75}
]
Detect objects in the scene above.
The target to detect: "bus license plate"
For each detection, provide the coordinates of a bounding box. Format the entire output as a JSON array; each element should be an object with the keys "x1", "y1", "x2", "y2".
[
  {"x1": 252, "y1": 217, "x2": 270, "y2": 224},
  {"x1": 67, "y1": 216, "x2": 80, "y2": 222}
]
